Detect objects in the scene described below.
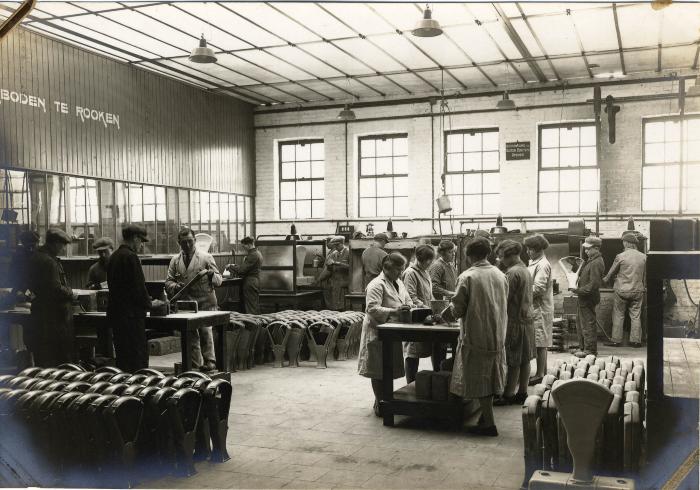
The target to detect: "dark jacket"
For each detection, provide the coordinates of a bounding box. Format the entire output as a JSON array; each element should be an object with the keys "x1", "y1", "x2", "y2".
[
  {"x1": 28, "y1": 247, "x2": 73, "y2": 307},
  {"x1": 87, "y1": 260, "x2": 108, "y2": 289},
  {"x1": 574, "y1": 251, "x2": 605, "y2": 305},
  {"x1": 239, "y1": 248, "x2": 263, "y2": 278},
  {"x1": 107, "y1": 244, "x2": 151, "y2": 316}
]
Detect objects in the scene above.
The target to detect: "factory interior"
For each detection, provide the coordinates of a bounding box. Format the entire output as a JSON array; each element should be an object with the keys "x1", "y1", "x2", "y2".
[{"x1": 1, "y1": 1, "x2": 700, "y2": 489}]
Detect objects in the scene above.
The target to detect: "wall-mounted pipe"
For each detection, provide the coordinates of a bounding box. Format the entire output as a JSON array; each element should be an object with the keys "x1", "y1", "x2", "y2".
[{"x1": 0, "y1": 0, "x2": 36, "y2": 40}]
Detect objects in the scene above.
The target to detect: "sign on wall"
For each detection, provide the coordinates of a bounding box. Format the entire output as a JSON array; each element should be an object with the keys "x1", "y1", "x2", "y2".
[{"x1": 505, "y1": 141, "x2": 530, "y2": 160}]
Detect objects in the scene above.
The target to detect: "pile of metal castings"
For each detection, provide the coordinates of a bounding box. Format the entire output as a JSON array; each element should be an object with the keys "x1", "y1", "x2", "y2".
[
  {"x1": 0, "y1": 364, "x2": 232, "y2": 488},
  {"x1": 522, "y1": 355, "x2": 645, "y2": 487},
  {"x1": 226, "y1": 310, "x2": 365, "y2": 371}
]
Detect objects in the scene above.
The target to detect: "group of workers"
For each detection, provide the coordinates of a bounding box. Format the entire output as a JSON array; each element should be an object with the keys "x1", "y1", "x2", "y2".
[
  {"x1": 357, "y1": 230, "x2": 647, "y2": 436},
  {"x1": 7, "y1": 224, "x2": 262, "y2": 372}
]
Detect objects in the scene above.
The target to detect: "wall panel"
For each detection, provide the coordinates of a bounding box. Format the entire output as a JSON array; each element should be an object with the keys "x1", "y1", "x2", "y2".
[{"x1": 0, "y1": 28, "x2": 255, "y2": 195}]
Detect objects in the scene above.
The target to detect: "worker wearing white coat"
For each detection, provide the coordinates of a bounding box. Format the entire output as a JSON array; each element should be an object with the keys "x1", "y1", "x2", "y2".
[
  {"x1": 166, "y1": 228, "x2": 222, "y2": 372},
  {"x1": 524, "y1": 234, "x2": 554, "y2": 384},
  {"x1": 358, "y1": 253, "x2": 413, "y2": 417},
  {"x1": 443, "y1": 237, "x2": 508, "y2": 437}
]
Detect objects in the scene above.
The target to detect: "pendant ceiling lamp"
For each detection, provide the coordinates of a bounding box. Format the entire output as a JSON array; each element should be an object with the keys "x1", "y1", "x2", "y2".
[
  {"x1": 412, "y1": 4, "x2": 443, "y2": 38},
  {"x1": 337, "y1": 104, "x2": 356, "y2": 121},
  {"x1": 496, "y1": 91, "x2": 516, "y2": 109},
  {"x1": 189, "y1": 35, "x2": 217, "y2": 64}
]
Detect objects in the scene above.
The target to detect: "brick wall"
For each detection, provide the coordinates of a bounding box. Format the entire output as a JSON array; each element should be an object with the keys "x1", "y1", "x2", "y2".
[{"x1": 254, "y1": 80, "x2": 700, "y2": 238}]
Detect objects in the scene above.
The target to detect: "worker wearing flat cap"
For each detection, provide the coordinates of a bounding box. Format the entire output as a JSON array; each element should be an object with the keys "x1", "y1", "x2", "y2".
[
  {"x1": 86, "y1": 237, "x2": 114, "y2": 289},
  {"x1": 226, "y1": 236, "x2": 263, "y2": 315},
  {"x1": 166, "y1": 227, "x2": 222, "y2": 372},
  {"x1": 8, "y1": 229, "x2": 40, "y2": 304},
  {"x1": 361, "y1": 233, "x2": 389, "y2": 287},
  {"x1": 108, "y1": 224, "x2": 162, "y2": 372},
  {"x1": 603, "y1": 232, "x2": 646, "y2": 348},
  {"x1": 26, "y1": 228, "x2": 77, "y2": 367},
  {"x1": 569, "y1": 236, "x2": 605, "y2": 357},
  {"x1": 319, "y1": 236, "x2": 350, "y2": 310}
]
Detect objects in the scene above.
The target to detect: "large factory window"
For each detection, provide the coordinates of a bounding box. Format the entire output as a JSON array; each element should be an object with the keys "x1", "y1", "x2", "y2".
[
  {"x1": 358, "y1": 134, "x2": 408, "y2": 218},
  {"x1": 279, "y1": 139, "x2": 325, "y2": 220},
  {"x1": 538, "y1": 123, "x2": 599, "y2": 214},
  {"x1": 444, "y1": 128, "x2": 500, "y2": 216},
  {"x1": 67, "y1": 177, "x2": 99, "y2": 255},
  {"x1": 642, "y1": 116, "x2": 700, "y2": 212},
  {"x1": 0, "y1": 169, "x2": 30, "y2": 225}
]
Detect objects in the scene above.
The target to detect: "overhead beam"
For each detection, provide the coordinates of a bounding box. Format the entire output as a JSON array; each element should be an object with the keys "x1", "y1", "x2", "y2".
[
  {"x1": 24, "y1": 1, "x2": 168, "y2": 23},
  {"x1": 612, "y1": 4, "x2": 627, "y2": 75},
  {"x1": 491, "y1": 3, "x2": 548, "y2": 83},
  {"x1": 515, "y1": 2, "x2": 561, "y2": 81},
  {"x1": 566, "y1": 8, "x2": 594, "y2": 78}
]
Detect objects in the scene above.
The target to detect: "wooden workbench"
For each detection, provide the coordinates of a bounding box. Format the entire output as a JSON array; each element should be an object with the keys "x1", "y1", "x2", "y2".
[
  {"x1": 377, "y1": 322, "x2": 460, "y2": 427},
  {"x1": 0, "y1": 309, "x2": 230, "y2": 372},
  {"x1": 260, "y1": 290, "x2": 323, "y2": 311}
]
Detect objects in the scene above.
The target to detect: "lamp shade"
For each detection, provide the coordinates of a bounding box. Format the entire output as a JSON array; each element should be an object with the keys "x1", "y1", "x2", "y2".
[
  {"x1": 189, "y1": 36, "x2": 217, "y2": 64},
  {"x1": 412, "y1": 6, "x2": 443, "y2": 37},
  {"x1": 496, "y1": 92, "x2": 516, "y2": 109},
  {"x1": 337, "y1": 104, "x2": 356, "y2": 120}
]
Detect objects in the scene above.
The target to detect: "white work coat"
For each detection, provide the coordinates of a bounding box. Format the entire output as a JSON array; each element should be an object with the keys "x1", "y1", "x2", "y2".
[
  {"x1": 357, "y1": 272, "x2": 413, "y2": 380},
  {"x1": 528, "y1": 254, "x2": 554, "y2": 348},
  {"x1": 165, "y1": 249, "x2": 222, "y2": 311},
  {"x1": 448, "y1": 260, "x2": 508, "y2": 399}
]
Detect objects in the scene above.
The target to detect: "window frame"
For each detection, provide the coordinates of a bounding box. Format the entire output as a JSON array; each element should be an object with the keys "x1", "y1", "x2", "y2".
[
  {"x1": 537, "y1": 122, "x2": 599, "y2": 215},
  {"x1": 278, "y1": 138, "x2": 325, "y2": 220},
  {"x1": 357, "y1": 133, "x2": 409, "y2": 218},
  {"x1": 641, "y1": 114, "x2": 700, "y2": 213},
  {"x1": 443, "y1": 127, "x2": 500, "y2": 216}
]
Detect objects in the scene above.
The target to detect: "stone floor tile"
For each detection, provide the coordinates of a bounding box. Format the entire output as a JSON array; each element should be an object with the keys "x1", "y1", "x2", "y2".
[
  {"x1": 361, "y1": 473, "x2": 445, "y2": 489},
  {"x1": 442, "y1": 467, "x2": 500, "y2": 487},
  {"x1": 283, "y1": 478, "x2": 336, "y2": 489},
  {"x1": 494, "y1": 471, "x2": 527, "y2": 488},
  {"x1": 281, "y1": 449, "x2": 327, "y2": 466},
  {"x1": 274, "y1": 463, "x2": 331, "y2": 482},
  {"x1": 233, "y1": 474, "x2": 292, "y2": 489},
  {"x1": 315, "y1": 468, "x2": 374, "y2": 486},
  {"x1": 236, "y1": 460, "x2": 290, "y2": 477}
]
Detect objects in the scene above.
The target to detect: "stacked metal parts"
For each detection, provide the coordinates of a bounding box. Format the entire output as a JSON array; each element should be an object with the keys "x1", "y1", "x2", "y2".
[
  {"x1": 225, "y1": 310, "x2": 364, "y2": 371},
  {"x1": 522, "y1": 355, "x2": 645, "y2": 486},
  {"x1": 0, "y1": 364, "x2": 232, "y2": 488},
  {"x1": 550, "y1": 318, "x2": 568, "y2": 352}
]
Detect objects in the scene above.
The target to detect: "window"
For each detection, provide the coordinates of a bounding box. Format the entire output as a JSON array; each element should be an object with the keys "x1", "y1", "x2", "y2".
[
  {"x1": 67, "y1": 177, "x2": 99, "y2": 255},
  {"x1": 0, "y1": 169, "x2": 30, "y2": 224},
  {"x1": 358, "y1": 134, "x2": 408, "y2": 217},
  {"x1": 642, "y1": 116, "x2": 700, "y2": 212},
  {"x1": 279, "y1": 140, "x2": 324, "y2": 219},
  {"x1": 444, "y1": 129, "x2": 500, "y2": 215},
  {"x1": 538, "y1": 123, "x2": 599, "y2": 214}
]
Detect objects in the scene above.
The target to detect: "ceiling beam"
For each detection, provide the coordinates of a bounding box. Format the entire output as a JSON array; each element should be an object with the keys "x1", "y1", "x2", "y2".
[
  {"x1": 515, "y1": 2, "x2": 561, "y2": 82},
  {"x1": 566, "y1": 9, "x2": 594, "y2": 78},
  {"x1": 24, "y1": 1, "x2": 169, "y2": 23},
  {"x1": 612, "y1": 4, "x2": 627, "y2": 75},
  {"x1": 491, "y1": 3, "x2": 548, "y2": 83}
]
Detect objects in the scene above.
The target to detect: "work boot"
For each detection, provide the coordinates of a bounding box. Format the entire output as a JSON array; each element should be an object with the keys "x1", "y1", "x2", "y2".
[
  {"x1": 604, "y1": 341, "x2": 622, "y2": 347},
  {"x1": 467, "y1": 425, "x2": 498, "y2": 437},
  {"x1": 629, "y1": 342, "x2": 643, "y2": 348},
  {"x1": 528, "y1": 375, "x2": 543, "y2": 386},
  {"x1": 373, "y1": 399, "x2": 381, "y2": 417},
  {"x1": 574, "y1": 351, "x2": 587, "y2": 358}
]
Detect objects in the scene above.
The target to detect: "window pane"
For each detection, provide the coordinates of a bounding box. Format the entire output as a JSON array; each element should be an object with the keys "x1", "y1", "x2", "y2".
[
  {"x1": 464, "y1": 153, "x2": 481, "y2": 172},
  {"x1": 361, "y1": 158, "x2": 376, "y2": 176},
  {"x1": 580, "y1": 191, "x2": 598, "y2": 212},
  {"x1": 665, "y1": 165, "x2": 680, "y2": 189},
  {"x1": 447, "y1": 133, "x2": 463, "y2": 153},
  {"x1": 446, "y1": 174, "x2": 463, "y2": 194},
  {"x1": 376, "y1": 177, "x2": 393, "y2": 197},
  {"x1": 560, "y1": 169, "x2": 579, "y2": 192},
  {"x1": 483, "y1": 152, "x2": 499, "y2": 170},
  {"x1": 541, "y1": 128, "x2": 559, "y2": 148},
  {"x1": 685, "y1": 164, "x2": 700, "y2": 187},
  {"x1": 280, "y1": 182, "x2": 295, "y2": 200},
  {"x1": 464, "y1": 173, "x2": 482, "y2": 194},
  {"x1": 312, "y1": 200, "x2": 324, "y2": 218},
  {"x1": 376, "y1": 157, "x2": 392, "y2": 175},
  {"x1": 312, "y1": 181, "x2": 325, "y2": 199},
  {"x1": 376, "y1": 138, "x2": 392, "y2": 156},
  {"x1": 539, "y1": 192, "x2": 558, "y2": 213},
  {"x1": 280, "y1": 201, "x2": 295, "y2": 219},
  {"x1": 644, "y1": 121, "x2": 665, "y2": 143},
  {"x1": 361, "y1": 139, "x2": 375, "y2": 157},
  {"x1": 540, "y1": 170, "x2": 559, "y2": 192},
  {"x1": 281, "y1": 162, "x2": 295, "y2": 180},
  {"x1": 311, "y1": 142, "x2": 324, "y2": 160},
  {"x1": 665, "y1": 189, "x2": 679, "y2": 211},
  {"x1": 685, "y1": 140, "x2": 700, "y2": 161},
  {"x1": 541, "y1": 148, "x2": 559, "y2": 168},
  {"x1": 560, "y1": 191, "x2": 580, "y2": 213},
  {"x1": 359, "y1": 198, "x2": 375, "y2": 217},
  {"x1": 447, "y1": 153, "x2": 462, "y2": 172},
  {"x1": 179, "y1": 189, "x2": 189, "y2": 227},
  {"x1": 580, "y1": 147, "x2": 597, "y2": 166},
  {"x1": 296, "y1": 200, "x2": 311, "y2": 219},
  {"x1": 665, "y1": 121, "x2": 680, "y2": 141},
  {"x1": 200, "y1": 192, "x2": 210, "y2": 223},
  {"x1": 296, "y1": 161, "x2": 311, "y2": 179},
  {"x1": 642, "y1": 188, "x2": 664, "y2": 211},
  {"x1": 393, "y1": 137, "x2": 408, "y2": 156},
  {"x1": 450, "y1": 195, "x2": 463, "y2": 215},
  {"x1": 580, "y1": 126, "x2": 596, "y2": 146},
  {"x1": 130, "y1": 184, "x2": 143, "y2": 223},
  {"x1": 464, "y1": 133, "x2": 481, "y2": 152},
  {"x1": 560, "y1": 127, "x2": 579, "y2": 147},
  {"x1": 464, "y1": 195, "x2": 481, "y2": 215},
  {"x1": 580, "y1": 169, "x2": 599, "y2": 191},
  {"x1": 296, "y1": 143, "x2": 310, "y2": 160},
  {"x1": 393, "y1": 197, "x2": 408, "y2": 216},
  {"x1": 219, "y1": 194, "x2": 229, "y2": 222},
  {"x1": 645, "y1": 143, "x2": 664, "y2": 164},
  {"x1": 281, "y1": 144, "x2": 295, "y2": 162},
  {"x1": 483, "y1": 131, "x2": 499, "y2": 151},
  {"x1": 394, "y1": 177, "x2": 408, "y2": 196},
  {"x1": 376, "y1": 197, "x2": 392, "y2": 216},
  {"x1": 296, "y1": 181, "x2": 311, "y2": 199},
  {"x1": 210, "y1": 192, "x2": 219, "y2": 223},
  {"x1": 311, "y1": 161, "x2": 324, "y2": 178},
  {"x1": 665, "y1": 142, "x2": 680, "y2": 163},
  {"x1": 359, "y1": 178, "x2": 375, "y2": 198},
  {"x1": 482, "y1": 194, "x2": 499, "y2": 215},
  {"x1": 483, "y1": 173, "x2": 500, "y2": 193},
  {"x1": 559, "y1": 147, "x2": 579, "y2": 167},
  {"x1": 115, "y1": 182, "x2": 127, "y2": 226},
  {"x1": 394, "y1": 156, "x2": 408, "y2": 174},
  {"x1": 99, "y1": 181, "x2": 116, "y2": 243}
]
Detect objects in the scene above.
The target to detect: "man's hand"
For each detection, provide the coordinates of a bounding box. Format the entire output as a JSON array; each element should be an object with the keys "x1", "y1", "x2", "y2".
[
  {"x1": 174, "y1": 282, "x2": 186, "y2": 293},
  {"x1": 151, "y1": 299, "x2": 165, "y2": 309}
]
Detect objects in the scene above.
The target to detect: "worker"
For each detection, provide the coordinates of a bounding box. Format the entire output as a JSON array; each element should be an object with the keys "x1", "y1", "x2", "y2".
[
  {"x1": 323, "y1": 236, "x2": 350, "y2": 310},
  {"x1": 428, "y1": 240, "x2": 457, "y2": 371},
  {"x1": 8, "y1": 229, "x2": 40, "y2": 303},
  {"x1": 26, "y1": 228, "x2": 76, "y2": 367},
  {"x1": 524, "y1": 234, "x2": 554, "y2": 385},
  {"x1": 226, "y1": 236, "x2": 262, "y2": 315},
  {"x1": 493, "y1": 240, "x2": 535, "y2": 406},
  {"x1": 166, "y1": 228, "x2": 222, "y2": 371},
  {"x1": 603, "y1": 232, "x2": 646, "y2": 348},
  {"x1": 402, "y1": 244, "x2": 435, "y2": 383},
  {"x1": 570, "y1": 236, "x2": 605, "y2": 358},
  {"x1": 361, "y1": 233, "x2": 389, "y2": 286},
  {"x1": 358, "y1": 253, "x2": 413, "y2": 417},
  {"x1": 442, "y1": 237, "x2": 507, "y2": 436},
  {"x1": 108, "y1": 224, "x2": 160, "y2": 372},
  {"x1": 86, "y1": 237, "x2": 114, "y2": 289}
]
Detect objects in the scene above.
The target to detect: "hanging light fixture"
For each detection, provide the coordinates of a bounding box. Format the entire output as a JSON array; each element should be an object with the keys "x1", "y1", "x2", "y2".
[
  {"x1": 189, "y1": 35, "x2": 217, "y2": 64},
  {"x1": 337, "y1": 104, "x2": 356, "y2": 121},
  {"x1": 412, "y1": 4, "x2": 443, "y2": 38},
  {"x1": 496, "y1": 91, "x2": 516, "y2": 109}
]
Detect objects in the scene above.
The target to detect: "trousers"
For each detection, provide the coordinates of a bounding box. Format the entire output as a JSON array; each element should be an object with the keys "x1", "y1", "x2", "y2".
[
  {"x1": 576, "y1": 300, "x2": 598, "y2": 354},
  {"x1": 242, "y1": 277, "x2": 260, "y2": 315},
  {"x1": 190, "y1": 326, "x2": 216, "y2": 368},
  {"x1": 612, "y1": 291, "x2": 644, "y2": 344},
  {"x1": 111, "y1": 313, "x2": 149, "y2": 373}
]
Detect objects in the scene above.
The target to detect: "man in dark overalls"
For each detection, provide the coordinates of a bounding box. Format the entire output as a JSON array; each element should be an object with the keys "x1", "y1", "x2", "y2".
[
  {"x1": 570, "y1": 236, "x2": 605, "y2": 358},
  {"x1": 227, "y1": 236, "x2": 263, "y2": 314}
]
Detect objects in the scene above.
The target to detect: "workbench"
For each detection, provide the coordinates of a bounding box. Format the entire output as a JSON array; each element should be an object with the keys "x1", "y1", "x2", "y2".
[
  {"x1": 0, "y1": 309, "x2": 230, "y2": 372},
  {"x1": 345, "y1": 292, "x2": 367, "y2": 312},
  {"x1": 260, "y1": 290, "x2": 323, "y2": 311},
  {"x1": 145, "y1": 278, "x2": 244, "y2": 311},
  {"x1": 377, "y1": 322, "x2": 460, "y2": 427}
]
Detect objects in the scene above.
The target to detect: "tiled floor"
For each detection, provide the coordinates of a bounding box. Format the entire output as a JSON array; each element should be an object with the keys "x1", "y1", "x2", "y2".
[
  {"x1": 144, "y1": 343, "x2": 648, "y2": 489},
  {"x1": 663, "y1": 337, "x2": 700, "y2": 398}
]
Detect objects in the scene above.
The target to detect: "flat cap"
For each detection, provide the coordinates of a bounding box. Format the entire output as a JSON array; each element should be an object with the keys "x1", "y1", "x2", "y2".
[
  {"x1": 523, "y1": 234, "x2": 550, "y2": 251},
  {"x1": 122, "y1": 224, "x2": 149, "y2": 242},
  {"x1": 19, "y1": 230, "x2": 40, "y2": 246},
  {"x1": 46, "y1": 228, "x2": 72, "y2": 244},
  {"x1": 474, "y1": 229, "x2": 491, "y2": 240},
  {"x1": 329, "y1": 236, "x2": 345, "y2": 244},
  {"x1": 438, "y1": 239, "x2": 455, "y2": 251},
  {"x1": 621, "y1": 231, "x2": 639, "y2": 245},
  {"x1": 93, "y1": 237, "x2": 115, "y2": 251},
  {"x1": 495, "y1": 239, "x2": 522, "y2": 257},
  {"x1": 373, "y1": 232, "x2": 389, "y2": 243},
  {"x1": 583, "y1": 236, "x2": 602, "y2": 248}
]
